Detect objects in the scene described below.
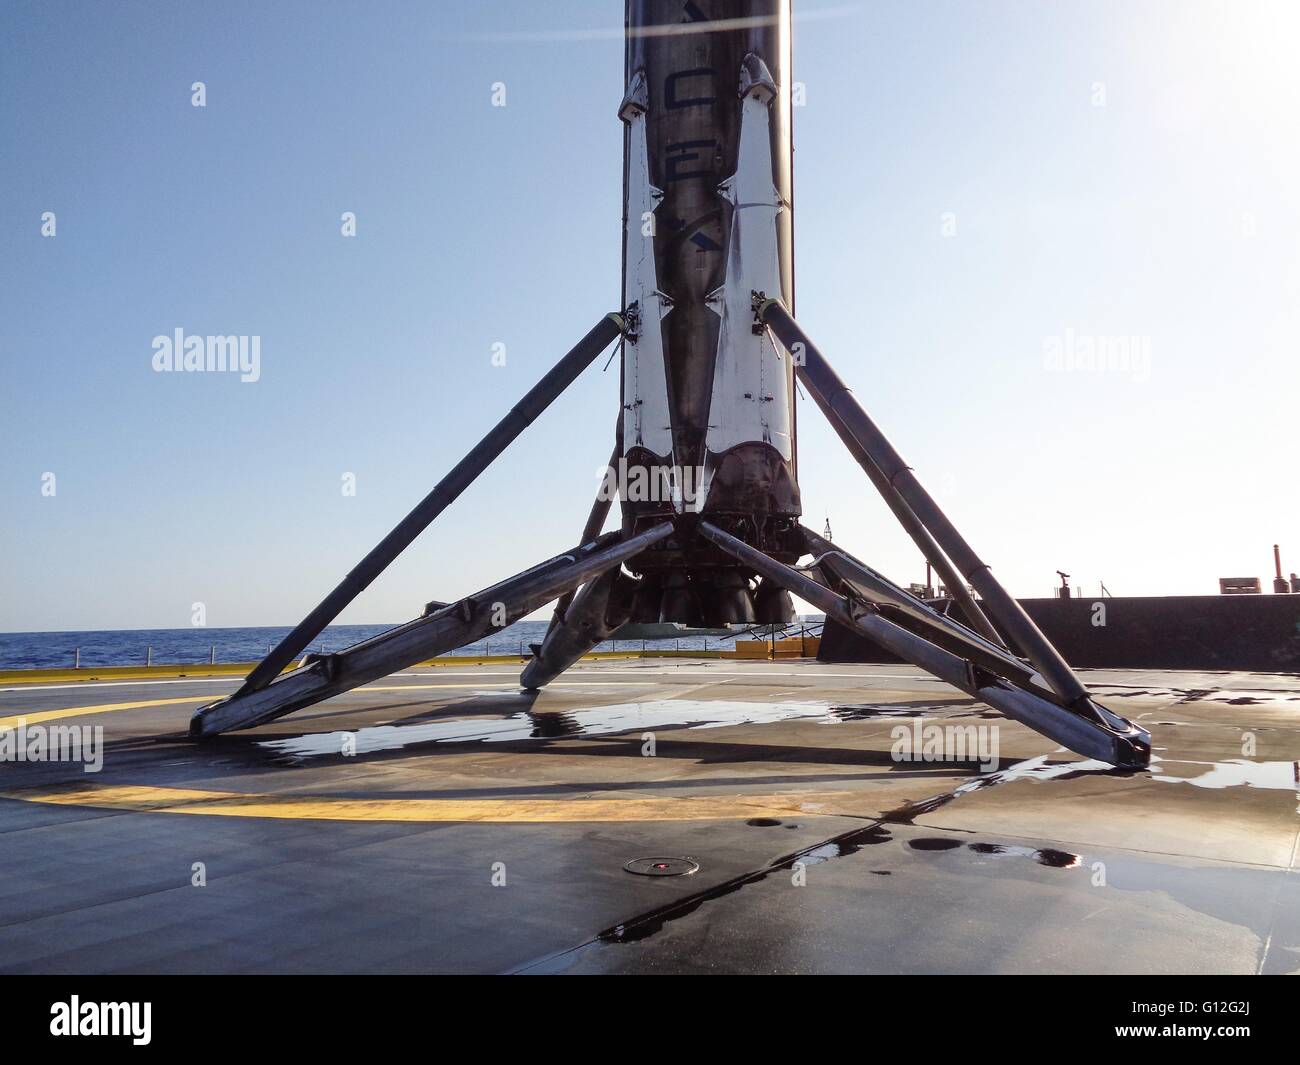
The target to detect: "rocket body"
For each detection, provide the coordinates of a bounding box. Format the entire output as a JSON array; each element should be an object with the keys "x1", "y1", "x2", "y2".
[{"x1": 619, "y1": 0, "x2": 801, "y2": 625}]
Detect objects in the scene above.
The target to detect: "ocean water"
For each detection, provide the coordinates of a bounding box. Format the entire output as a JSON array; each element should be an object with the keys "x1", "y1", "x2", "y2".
[{"x1": 0, "y1": 618, "x2": 821, "y2": 671}]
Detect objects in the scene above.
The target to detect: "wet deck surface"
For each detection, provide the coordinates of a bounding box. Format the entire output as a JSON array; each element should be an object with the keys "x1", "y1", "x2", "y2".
[{"x1": 1, "y1": 659, "x2": 1297, "y2": 973}]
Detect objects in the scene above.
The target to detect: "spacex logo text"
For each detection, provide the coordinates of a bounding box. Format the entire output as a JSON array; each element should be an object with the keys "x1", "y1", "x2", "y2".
[{"x1": 49, "y1": 997, "x2": 151, "y2": 1045}]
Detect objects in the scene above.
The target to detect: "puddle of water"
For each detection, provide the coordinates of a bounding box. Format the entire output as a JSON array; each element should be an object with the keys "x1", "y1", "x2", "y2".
[
  {"x1": 594, "y1": 822, "x2": 895, "y2": 945},
  {"x1": 256, "y1": 697, "x2": 961, "y2": 760},
  {"x1": 908, "y1": 837, "x2": 962, "y2": 851},
  {"x1": 1150, "y1": 758, "x2": 1299, "y2": 790},
  {"x1": 908, "y1": 837, "x2": 1081, "y2": 867},
  {"x1": 578, "y1": 817, "x2": 1079, "y2": 956},
  {"x1": 828, "y1": 703, "x2": 970, "y2": 721},
  {"x1": 884, "y1": 753, "x2": 1131, "y2": 824},
  {"x1": 889, "y1": 748, "x2": 1300, "y2": 826},
  {"x1": 966, "y1": 841, "x2": 1082, "y2": 867},
  {"x1": 257, "y1": 686, "x2": 1300, "y2": 804},
  {"x1": 1090, "y1": 685, "x2": 1300, "y2": 706}
]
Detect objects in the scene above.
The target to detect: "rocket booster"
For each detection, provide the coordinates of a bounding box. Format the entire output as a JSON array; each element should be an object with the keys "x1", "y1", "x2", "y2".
[{"x1": 619, "y1": 0, "x2": 801, "y2": 626}]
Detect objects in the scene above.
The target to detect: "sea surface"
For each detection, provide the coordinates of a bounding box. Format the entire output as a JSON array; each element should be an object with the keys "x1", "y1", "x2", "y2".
[{"x1": 0, "y1": 618, "x2": 822, "y2": 670}]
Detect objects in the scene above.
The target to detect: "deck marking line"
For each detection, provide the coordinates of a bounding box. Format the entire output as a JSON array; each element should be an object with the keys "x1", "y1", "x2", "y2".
[
  {"x1": 0, "y1": 696, "x2": 209, "y2": 731},
  {"x1": 0, "y1": 683, "x2": 657, "y2": 730},
  {"x1": 0, "y1": 782, "x2": 862, "y2": 824}
]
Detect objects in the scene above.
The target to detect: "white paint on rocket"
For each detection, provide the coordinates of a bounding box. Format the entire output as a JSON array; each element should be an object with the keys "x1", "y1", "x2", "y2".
[
  {"x1": 701, "y1": 56, "x2": 794, "y2": 507},
  {"x1": 620, "y1": 72, "x2": 675, "y2": 465}
]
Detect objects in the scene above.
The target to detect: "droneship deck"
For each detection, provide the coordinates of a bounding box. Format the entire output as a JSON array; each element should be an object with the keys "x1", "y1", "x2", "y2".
[{"x1": 0, "y1": 659, "x2": 1297, "y2": 974}]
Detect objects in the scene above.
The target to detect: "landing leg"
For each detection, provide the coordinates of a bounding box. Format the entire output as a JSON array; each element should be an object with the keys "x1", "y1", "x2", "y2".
[
  {"x1": 798, "y1": 523, "x2": 1045, "y2": 694},
  {"x1": 540, "y1": 437, "x2": 621, "y2": 647},
  {"x1": 521, "y1": 567, "x2": 638, "y2": 689},
  {"x1": 698, "y1": 520, "x2": 1149, "y2": 768},
  {"x1": 233, "y1": 313, "x2": 627, "y2": 702},
  {"x1": 190, "y1": 524, "x2": 672, "y2": 737},
  {"x1": 756, "y1": 298, "x2": 1110, "y2": 716}
]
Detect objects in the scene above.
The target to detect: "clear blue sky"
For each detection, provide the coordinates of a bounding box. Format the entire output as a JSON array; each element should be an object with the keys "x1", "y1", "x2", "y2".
[{"x1": 3, "y1": 0, "x2": 1297, "y2": 632}]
